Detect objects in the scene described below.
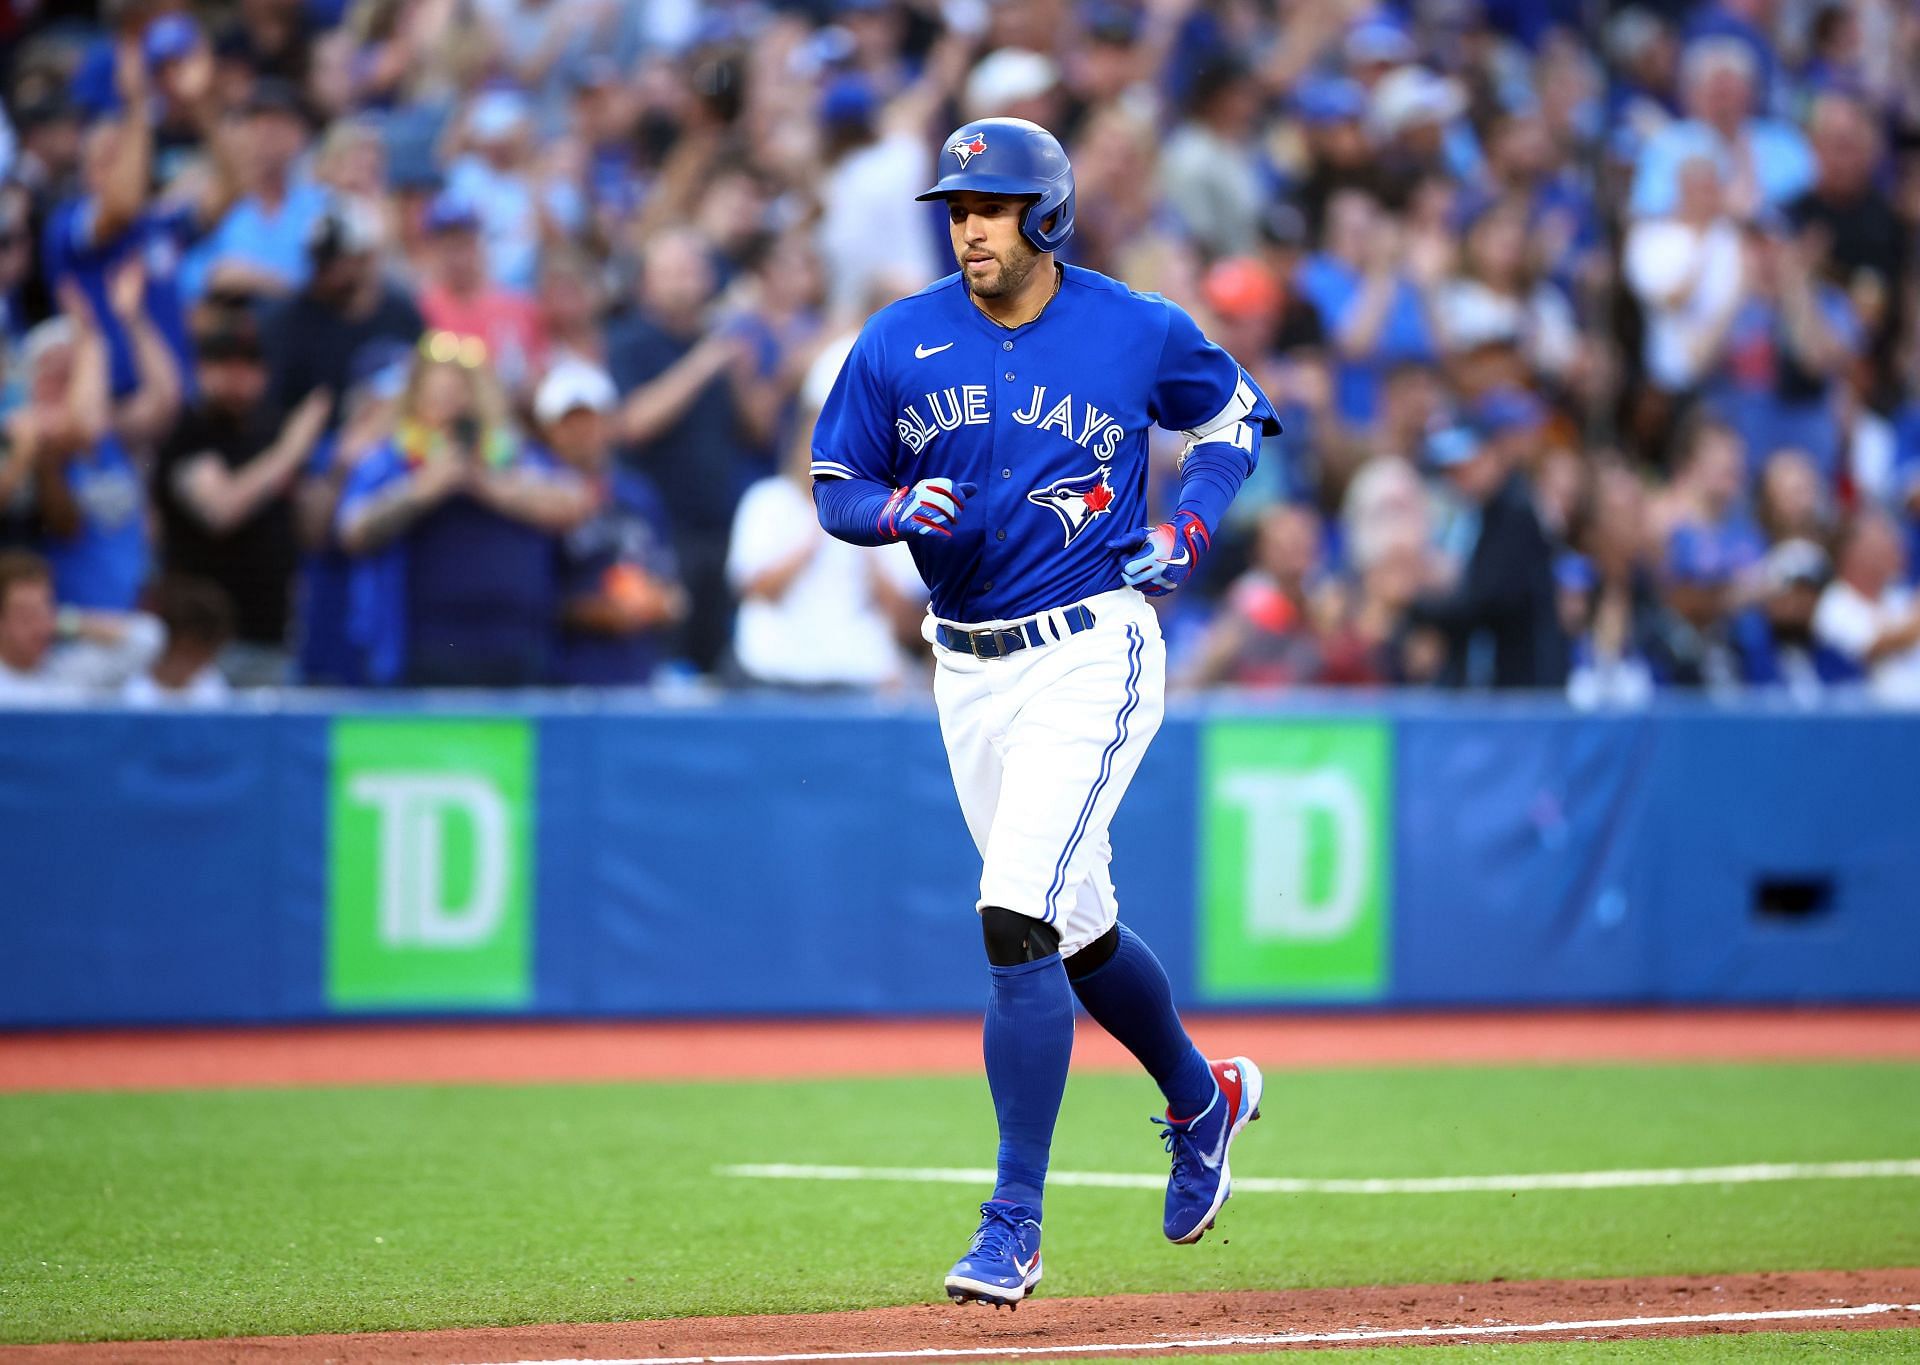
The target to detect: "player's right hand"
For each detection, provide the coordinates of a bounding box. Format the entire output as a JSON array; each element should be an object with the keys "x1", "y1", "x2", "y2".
[{"x1": 881, "y1": 479, "x2": 977, "y2": 539}]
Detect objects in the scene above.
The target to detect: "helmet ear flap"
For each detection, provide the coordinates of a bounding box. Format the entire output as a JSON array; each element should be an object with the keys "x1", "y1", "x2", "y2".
[{"x1": 1021, "y1": 183, "x2": 1075, "y2": 254}]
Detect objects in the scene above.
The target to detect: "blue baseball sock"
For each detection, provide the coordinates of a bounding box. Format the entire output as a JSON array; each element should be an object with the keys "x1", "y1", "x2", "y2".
[
  {"x1": 1070, "y1": 924, "x2": 1216, "y2": 1119},
  {"x1": 983, "y1": 953, "x2": 1075, "y2": 1219}
]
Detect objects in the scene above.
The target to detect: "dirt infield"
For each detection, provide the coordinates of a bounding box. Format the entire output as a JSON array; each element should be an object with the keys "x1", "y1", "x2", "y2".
[
  {"x1": 5, "y1": 1270, "x2": 1917, "y2": 1363},
  {"x1": 4, "y1": 1008, "x2": 1919, "y2": 1093}
]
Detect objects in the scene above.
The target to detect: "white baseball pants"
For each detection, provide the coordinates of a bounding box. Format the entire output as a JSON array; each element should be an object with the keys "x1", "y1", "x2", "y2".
[{"x1": 929, "y1": 588, "x2": 1167, "y2": 956}]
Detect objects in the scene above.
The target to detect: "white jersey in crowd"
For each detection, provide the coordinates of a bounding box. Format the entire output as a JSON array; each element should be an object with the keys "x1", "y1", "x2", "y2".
[
  {"x1": 1812, "y1": 579, "x2": 1920, "y2": 704},
  {"x1": 0, "y1": 615, "x2": 164, "y2": 707},
  {"x1": 727, "y1": 476, "x2": 923, "y2": 688},
  {"x1": 1624, "y1": 215, "x2": 1745, "y2": 392},
  {"x1": 121, "y1": 665, "x2": 233, "y2": 709}
]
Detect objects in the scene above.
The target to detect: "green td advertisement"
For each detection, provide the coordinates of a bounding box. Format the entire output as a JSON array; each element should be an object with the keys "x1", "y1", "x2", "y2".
[
  {"x1": 1198, "y1": 720, "x2": 1392, "y2": 1001},
  {"x1": 327, "y1": 718, "x2": 534, "y2": 1010}
]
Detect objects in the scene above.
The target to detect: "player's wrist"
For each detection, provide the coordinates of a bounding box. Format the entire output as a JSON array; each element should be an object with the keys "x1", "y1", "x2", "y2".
[
  {"x1": 1168, "y1": 509, "x2": 1211, "y2": 560},
  {"x1": 878, "y1": 485, "x2": 909, "y2": 540}
]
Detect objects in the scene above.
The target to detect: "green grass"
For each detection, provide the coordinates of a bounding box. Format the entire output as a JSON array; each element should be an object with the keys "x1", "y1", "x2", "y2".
[
  {"x1": 1, "y1": 1062, "x2": 1916, "y2": 1344},
  {"x1": 1029, "y1": 1329, "x2": 1920, "y2": 1362}
]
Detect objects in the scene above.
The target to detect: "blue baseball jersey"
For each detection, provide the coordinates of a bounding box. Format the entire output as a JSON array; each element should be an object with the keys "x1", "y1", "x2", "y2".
[
  {"x1": 42, "y1": 197, "x2": 197, "y2": 399},
  {"x1": 810, "y1": 264, "x2": 1277, "y2": 623}
]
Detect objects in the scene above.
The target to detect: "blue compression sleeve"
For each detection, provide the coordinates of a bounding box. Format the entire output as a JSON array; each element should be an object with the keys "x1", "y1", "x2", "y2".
[
  {"x1": 812, "y1": 475, "x2": 896, "y2": 547},
  {"x1": 1173, "y1": 435, "x2": 1256, "y2": 539}
]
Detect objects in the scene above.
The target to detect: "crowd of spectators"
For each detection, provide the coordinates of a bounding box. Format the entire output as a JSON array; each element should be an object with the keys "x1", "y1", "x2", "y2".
[{"x1": 3, "y1": 0, "x2": 1920, "y2": 705}]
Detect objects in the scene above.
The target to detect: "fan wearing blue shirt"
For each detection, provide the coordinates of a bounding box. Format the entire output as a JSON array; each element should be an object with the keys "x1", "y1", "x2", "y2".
[
  {"x1": 291, "y1": 344, "x2": 413, "y2": 686},
  {"x1": 40, "y1": 37, "x2": 238, "y2": 415},
  {"x1": 1628, "y1": 38, "x2": 1813, "y2": 220},
  {"x1": 1661, "y1": 419, "x2": 1768, "y2": 668},
  {"x1": 178, "y1": 80, "x2": 328, "y2": 301},
  {"x1": 534, "y1": 362, "x2": 685, "y2": 686},
  {"x1": 16, "y1": 273, "x2": 178, "y2": 611},
  {"x1": 1297, "y1": 188, "x2": 1441, "y2": 428},
  {"x1": 335, "y1": 335, "x2": 595, "y2": 686}
]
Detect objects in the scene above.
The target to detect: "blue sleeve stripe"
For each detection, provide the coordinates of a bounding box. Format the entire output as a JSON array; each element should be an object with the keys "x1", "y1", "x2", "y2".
[{"x1": 810, "y1": 460, "x2": 859, "y2": 480}]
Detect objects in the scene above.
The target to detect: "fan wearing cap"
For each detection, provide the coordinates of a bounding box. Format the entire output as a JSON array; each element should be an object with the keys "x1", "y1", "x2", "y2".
[
  {"x1": 1367, "y1": 64, "x2": 1479, "y2": 206},
  {"x1": 815, "y1": 73, "x2": 944, "y2": 316},
  {"x1": 151, "y1": 312, "x2": 330, "y2": 683},
  {"x1": 40, "y1": 33, "x2": 229, "y2": 412},
  {"x1": 334, "y1": 334, "x2": 593, "y2": 686},
  {"x1": 441, "y1": 90, "x2": 554, "y2": 293},
  {"x1": 571, "y1": 59, "x2": 644, "y2": 235},
  {"x1": 1289, "y1": 76, "x2": 1384, "y2": 234},
  {"x1": 418, "y1": 191, "x2": 542, "y2": 398},
  {"x1": 536, "y1": 361, "x2": 684, "y2": 686},
  {"x1": 1159, "y1": 55, "x2": 1269, "y2": 257},
  {"x1": 1406, "y1": 398, "x2": 1569, "y2": 689},
  {"x1": 180, "y1": 78, "x2": 329, "y2": 300},
  {"x1": 144, "y1": 13, "x2": 218, "y2": 188},
  {"x1": 259, "y1": 195, "x2": 425, "y2": 431}
]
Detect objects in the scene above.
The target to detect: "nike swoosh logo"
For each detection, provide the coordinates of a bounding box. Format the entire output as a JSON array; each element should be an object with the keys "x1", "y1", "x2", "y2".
[
  {"x1": 914, "y1": 342, "x2": 954, "y2": 359},
  {"x1": 1165, "y1": 547, "x2": 1191, "y2": 568}
]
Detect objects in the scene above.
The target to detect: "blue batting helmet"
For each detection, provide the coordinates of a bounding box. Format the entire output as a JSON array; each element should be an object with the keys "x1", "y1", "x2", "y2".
[{"x1": 916, "y1": 117, "x2": 1075, "y2": 254}]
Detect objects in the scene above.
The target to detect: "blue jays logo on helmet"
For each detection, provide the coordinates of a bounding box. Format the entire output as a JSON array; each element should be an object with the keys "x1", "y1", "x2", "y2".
[
  {"x1": 1027, "y1": 466, "x2": 1115, "y2": 545},
  {"x1": 916, "y1": 116, "x2": 1076, "y2": 254},
  {"x1": 949, "y1": 132, "x2": 988, "y2": 167}
]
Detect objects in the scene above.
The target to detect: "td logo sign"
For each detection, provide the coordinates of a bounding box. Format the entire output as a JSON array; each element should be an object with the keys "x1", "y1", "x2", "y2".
[
  {"x1": 327, "y1": 719, "x2": 533, "y2": 1009},
  {"x1": 1198, "y1": 720, "x2": 1391, "y2": 1001}
]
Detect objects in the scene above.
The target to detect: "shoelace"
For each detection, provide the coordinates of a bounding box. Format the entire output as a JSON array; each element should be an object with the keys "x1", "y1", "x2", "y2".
[
  {"x1": 1153, "y1": 1115, "x2": 1206, "y2": 1193},
  {"x1": 966, "y1": 1203, "x2": 1029, "y2": 1261}
]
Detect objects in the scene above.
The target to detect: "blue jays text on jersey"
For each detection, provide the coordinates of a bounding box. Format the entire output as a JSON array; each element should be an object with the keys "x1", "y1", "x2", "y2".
[{"x1": 810, "y1": 264, "x2": 1278, "y2": 623}]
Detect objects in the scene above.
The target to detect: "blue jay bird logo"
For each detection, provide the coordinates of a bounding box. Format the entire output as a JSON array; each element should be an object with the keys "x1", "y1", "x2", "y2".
[
  {"x1": 949, "y1": 133, "x2": 989, "y2": 167},
  {"x1": 1027, "y1": 466, "x2": 1116, "y2": 545}
]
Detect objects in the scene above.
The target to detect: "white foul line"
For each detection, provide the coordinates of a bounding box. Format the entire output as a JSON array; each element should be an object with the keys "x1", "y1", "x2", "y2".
[
  {"x1": 465, "y1": 1301, "x2": 1920, "y2": 1365},
  {"x1": 716, "y1": 1158, "x2": 1920, "y2": 1195}
]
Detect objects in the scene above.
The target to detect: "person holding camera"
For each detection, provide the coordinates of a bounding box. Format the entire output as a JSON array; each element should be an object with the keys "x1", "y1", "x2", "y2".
[{"x1": 335, "y1": 331, "x2": 592, "y2": 686}]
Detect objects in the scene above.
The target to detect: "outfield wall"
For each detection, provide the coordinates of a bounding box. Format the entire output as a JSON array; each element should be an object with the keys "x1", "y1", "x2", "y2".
[{"x1": 2, "y1": 700, "x2": 1915, "y2": 1026}]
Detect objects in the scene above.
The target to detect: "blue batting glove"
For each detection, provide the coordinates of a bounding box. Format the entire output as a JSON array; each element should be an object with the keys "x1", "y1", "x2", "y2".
[
  {"x1": 1108, "y1": 511, "x2": 1210, "y2": 597},
  {"x1": 881, "y1": 478, "x2": 977, "y2": 539}
]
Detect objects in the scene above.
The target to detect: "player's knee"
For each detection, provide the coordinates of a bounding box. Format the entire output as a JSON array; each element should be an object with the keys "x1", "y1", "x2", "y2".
[
  {"x1": 1063, "y1": 924, "x2": 1121, "y2": 981},
  {"x1": 980, "y1": 907, "x2": 1061, "y2": 966}
]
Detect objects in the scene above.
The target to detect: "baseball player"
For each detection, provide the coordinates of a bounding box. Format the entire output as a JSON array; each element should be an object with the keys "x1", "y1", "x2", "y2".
[{"x1": 811, "y1": 118, "x2": 1275, "y2": 1308}]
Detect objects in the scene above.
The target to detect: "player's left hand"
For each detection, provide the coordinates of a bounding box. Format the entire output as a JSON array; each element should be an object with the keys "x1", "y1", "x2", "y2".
[{"x1": 1108, "y1": 512, "x2": 1209, "y2": 597}]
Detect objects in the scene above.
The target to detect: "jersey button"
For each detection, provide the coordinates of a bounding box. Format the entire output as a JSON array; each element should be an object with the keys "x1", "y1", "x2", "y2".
[
  {"x1": 1001, "y1": 468, "x2": 1011, "y2": 478},
  {"x1": 1003, "y1": 371, "x2": 1015, "y2": 382},
  {"x1": 996, "y1": 529, "x2": 1007, "y2": 541},
  {"x1": 1002, "y1": 340, "x2": 1013, "y2": 351},
  {"x1": 983, "y1": 580, "x2": 995, "y2": 591}
]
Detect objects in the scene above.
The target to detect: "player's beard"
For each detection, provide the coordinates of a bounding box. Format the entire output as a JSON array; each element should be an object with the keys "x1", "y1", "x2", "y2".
[{"x1": 961, "y1": 238, "x2": 1041, "y2": 299}]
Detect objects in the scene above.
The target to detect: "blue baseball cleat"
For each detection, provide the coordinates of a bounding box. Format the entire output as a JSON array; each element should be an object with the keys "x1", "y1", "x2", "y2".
[
  {"x1": 1157, "y1": 1055, "x2": 1264, "y2": 1244},
  {"x1": 944, "y1": 1200, "x2": 1043, "y2": 1307}
]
